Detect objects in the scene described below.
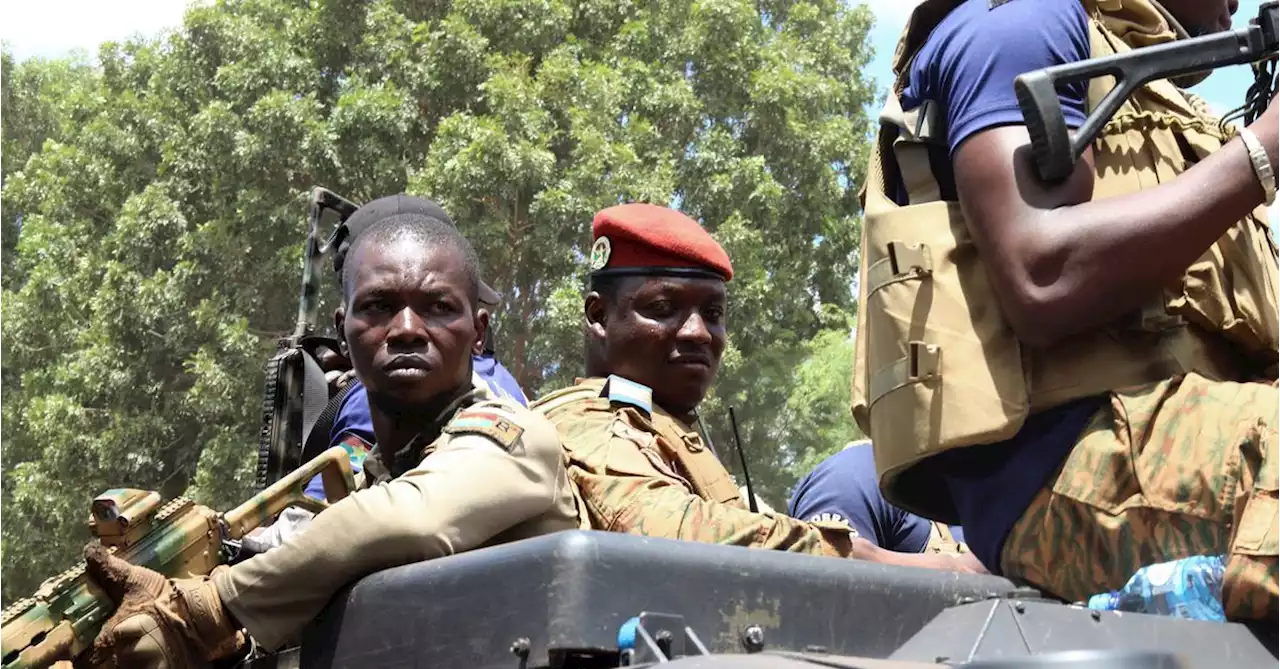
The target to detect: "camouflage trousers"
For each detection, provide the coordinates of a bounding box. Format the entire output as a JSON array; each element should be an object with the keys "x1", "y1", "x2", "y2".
[{"x1": 1001, "y1": 373, "x2": 1278, "y2": 621}]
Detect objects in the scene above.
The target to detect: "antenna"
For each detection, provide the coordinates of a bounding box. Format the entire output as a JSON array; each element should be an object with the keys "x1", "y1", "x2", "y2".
[{"x1": 728, "y1": 407, "x2": 759, "y2": 514}]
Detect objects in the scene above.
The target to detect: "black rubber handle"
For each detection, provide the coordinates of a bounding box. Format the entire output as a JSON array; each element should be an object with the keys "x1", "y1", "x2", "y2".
[{"x1": 1015, "y1": 70, "x2": 1075, "y2": 183}]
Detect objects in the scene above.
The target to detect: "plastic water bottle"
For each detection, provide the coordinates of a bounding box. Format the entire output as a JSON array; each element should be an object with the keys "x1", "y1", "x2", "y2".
[{"x1": 1087, "y1": 555, "x2": 1227, "y2": 621}]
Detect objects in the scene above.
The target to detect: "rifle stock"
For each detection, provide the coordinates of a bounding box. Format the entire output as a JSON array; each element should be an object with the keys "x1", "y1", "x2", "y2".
[
  {"x1": 0, "y1": 446, "x2": 356, "y2": 669},
  {"x1": 256, "y1": 186, "x2": 359, "y2": 492},
  {"x1": 1015, "y1": 0, "x2": 1279, "y2": 183}
]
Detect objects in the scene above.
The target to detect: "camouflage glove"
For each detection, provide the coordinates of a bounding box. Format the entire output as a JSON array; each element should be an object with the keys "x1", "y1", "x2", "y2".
[
  {"x1": 807, "y1": 518, "x2": 857, "y2": 557},
  {"x1": 79, "y1": 544, "x2": 246, "y2": 669}
]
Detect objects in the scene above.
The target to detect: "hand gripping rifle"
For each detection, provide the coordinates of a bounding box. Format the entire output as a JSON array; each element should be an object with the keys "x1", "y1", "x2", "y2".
[
  {"x1": 1016, "y1": 0, "x2": 1278, "y2": 183},
  {"x1": 257, "y1": 187, "x2": 359, "y2": 491},
  {"x1": 0, "y1": 446, "x2": 357, "y2": 669}
]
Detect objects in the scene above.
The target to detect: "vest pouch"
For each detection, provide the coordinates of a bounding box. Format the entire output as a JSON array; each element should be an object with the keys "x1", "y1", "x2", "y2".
[
  {"x1": 1171, "y1": 125, "x2": 1279, "y2": 363},
  {"x1": 861, "y1": 199, "x2": 1030, "y2": 518},
  {"x1": 652, "y1": 413, "x2": 743, "y2": 506},
  {"x1": 1090, "y1": 112, "x2": 1280, "y2": 371},
  {"x1": 1175, "y1": 212, "x2": 1280, "y2": 366}
]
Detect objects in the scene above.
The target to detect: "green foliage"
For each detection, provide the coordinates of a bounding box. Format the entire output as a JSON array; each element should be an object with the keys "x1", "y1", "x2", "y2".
[
  {"x1": 1, "y1": 0, "x2": 875, "y2": 602},
  {"x1": 778, "y1": 322, "x2": 864, "y2": 493}
]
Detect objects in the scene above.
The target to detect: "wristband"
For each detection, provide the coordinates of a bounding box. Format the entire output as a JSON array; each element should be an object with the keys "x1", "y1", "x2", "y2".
[{"x1": 1238, "y1": 127, "x2": 1276, "y2": 207}]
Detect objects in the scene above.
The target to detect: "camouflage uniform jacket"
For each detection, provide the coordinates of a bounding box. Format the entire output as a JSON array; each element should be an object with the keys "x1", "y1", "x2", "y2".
[
  {"x1": 213, "y1": 376, "x2": 579, "y2": 651},
  {"x1": 533, "y1": 375, "x2": 852, "y2": 557}
]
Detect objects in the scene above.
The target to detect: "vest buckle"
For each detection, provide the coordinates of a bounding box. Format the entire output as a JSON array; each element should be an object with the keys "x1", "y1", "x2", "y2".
[{"x1": 908, "y1": 341, "x2": 941, "y2": 381}]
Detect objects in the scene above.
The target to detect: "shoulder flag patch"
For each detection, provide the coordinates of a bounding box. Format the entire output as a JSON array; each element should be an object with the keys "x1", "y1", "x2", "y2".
[
  {"x1": 445, "y1": 410, "x2": 525, "y2": 451},
  {"x1": 601, "y1": 375, "x2": 652, "y2": 415}
]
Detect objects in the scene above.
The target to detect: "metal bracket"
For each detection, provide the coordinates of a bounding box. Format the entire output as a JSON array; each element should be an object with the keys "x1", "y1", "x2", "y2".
[{"x1": 618, "y1": 613, "x2": 711, "y2": 665}]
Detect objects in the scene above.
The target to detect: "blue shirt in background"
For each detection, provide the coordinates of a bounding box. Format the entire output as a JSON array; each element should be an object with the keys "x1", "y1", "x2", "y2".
[
  {"x1": 892, "y1": 0, "x2": 1104, "y2": 573},
  {"x1": 789, "y1": 443, "x2": 963, "y2": 552},
  {"x1": 303, "y1": 354, "x2": 529, "y2": 500},
  {"x1": 471, "y1": 352, "x2": 529, "y2": 406}
]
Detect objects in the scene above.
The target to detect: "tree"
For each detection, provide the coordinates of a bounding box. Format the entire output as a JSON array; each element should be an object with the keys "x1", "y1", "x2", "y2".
[
  {"x1": 0, "y1": 54, "x2": 105, "y2": 570},
  {"x1": 778, "y1": 321, "x2": 864, "y2": 490},
  {"x1": 1, "y1": 0, "x2": 876, "y2": 603}
]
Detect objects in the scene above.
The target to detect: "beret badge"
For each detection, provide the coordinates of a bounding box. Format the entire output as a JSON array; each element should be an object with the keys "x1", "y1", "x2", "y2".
[{"x1": 589, "y1": 236, "x2": 612, "y2": 272}]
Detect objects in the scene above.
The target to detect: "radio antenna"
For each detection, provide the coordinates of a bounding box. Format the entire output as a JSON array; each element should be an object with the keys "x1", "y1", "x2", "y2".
[{"x1": 728, "y1": 407, "x2": 759, "y2": 513}]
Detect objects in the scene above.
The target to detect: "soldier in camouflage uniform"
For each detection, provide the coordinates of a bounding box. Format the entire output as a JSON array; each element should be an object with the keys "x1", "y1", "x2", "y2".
[
  {"x1": 534, "y1": 203, "x2": 980, "y2": 572},
  {"x1": 80, "y1": 214, "x2": 579, "y2": 667}
]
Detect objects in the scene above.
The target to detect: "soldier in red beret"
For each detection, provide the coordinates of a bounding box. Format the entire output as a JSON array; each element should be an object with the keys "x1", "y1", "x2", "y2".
[{"x1": 532, "y1": 203, "x2": 982, "y2": 569}]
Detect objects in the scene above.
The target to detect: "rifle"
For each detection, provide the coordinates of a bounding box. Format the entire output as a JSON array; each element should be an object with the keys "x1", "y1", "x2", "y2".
[
  {"x1": 257, "y1": 187, "x2": 359, "y2": 491},
  {"x1": 0, "y1": 446, "x2": 357, "y2": 669},
  {"x1": 1016, "y1": 0, "x2": 1279, "y2": 183}
]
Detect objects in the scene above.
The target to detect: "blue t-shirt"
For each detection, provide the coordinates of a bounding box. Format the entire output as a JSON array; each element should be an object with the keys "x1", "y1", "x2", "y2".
[
  {"x1": 303, "y1": 354, "x2": 529, "y2": 500},
  {"x1": 472, "y1": 352, "x2": 529, "y2": 406},
  {"x1": 789, "y1": 443, "x2": 964, "y2": 552},
  {"x1": 894, "y1": 0, "x2": 1104, "y2": 573}
]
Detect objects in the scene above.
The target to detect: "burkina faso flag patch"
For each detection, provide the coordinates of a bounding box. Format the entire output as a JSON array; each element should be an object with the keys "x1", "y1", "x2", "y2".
[{"x1": 445, "y1": 410, "x2": 525, "y2": 450}]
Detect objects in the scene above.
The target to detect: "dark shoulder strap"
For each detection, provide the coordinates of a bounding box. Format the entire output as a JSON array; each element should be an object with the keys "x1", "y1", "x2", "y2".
[{"x1": 300, "y1": 380, "x2": 359, "y2": 466}]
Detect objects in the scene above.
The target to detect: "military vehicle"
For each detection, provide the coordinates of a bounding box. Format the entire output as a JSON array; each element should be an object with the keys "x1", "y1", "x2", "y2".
[
  {"x1": 242, "y1": 529, "x2": 1278, "y2": 669},
  {"x1": 2, "y1": 4, "x2": 1277, "y2": 668}
]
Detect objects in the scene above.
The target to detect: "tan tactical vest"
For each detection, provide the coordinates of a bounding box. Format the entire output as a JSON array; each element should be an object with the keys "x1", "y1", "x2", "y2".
[{"x1": 851, "y1": 0, "x2": 1280, "y2": 522}]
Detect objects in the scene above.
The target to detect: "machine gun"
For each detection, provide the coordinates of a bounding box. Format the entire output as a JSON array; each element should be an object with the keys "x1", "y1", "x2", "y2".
[
  {"x1": 257, "y1": 187, "x2": 360, "y2": 490},
  {"x1": 0, "y1": 446, "x2": 357, "y2": 669},
  {"x1": 1016, "y1": 0, "x2": 1279, "y2": 183}
]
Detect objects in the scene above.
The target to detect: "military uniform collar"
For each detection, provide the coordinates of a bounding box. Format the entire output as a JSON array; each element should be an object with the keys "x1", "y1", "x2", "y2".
[
  {"x1": 367, "y1": 373, "x2": 495, "y2": 481},
  {"x1": 572, "y1": 375, "x2": 656, "y2": 416},
  {"x1": 576, "y1": 374, "x2": 711, "y2": 430}
]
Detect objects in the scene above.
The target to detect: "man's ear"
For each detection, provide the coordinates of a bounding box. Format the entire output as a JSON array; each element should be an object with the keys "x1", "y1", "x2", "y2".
[
  {"x1": 334, "y1": 305, "x2": 348, "y2": 353},
  {"x1": 473, "y1": 307, "x2": 490, "y2": 356},
  {"x1": 584, "y1": 292, "x2": 607, "y2": 342}
]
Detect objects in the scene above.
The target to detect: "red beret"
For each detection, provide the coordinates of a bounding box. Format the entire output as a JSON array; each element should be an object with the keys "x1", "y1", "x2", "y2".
[{"x1": 588, "y1": 203, "x2": 733, "y2": 281}]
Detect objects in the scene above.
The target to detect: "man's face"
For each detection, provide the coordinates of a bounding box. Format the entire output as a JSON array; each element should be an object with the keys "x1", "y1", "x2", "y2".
[
  {"x1": 1163, "y1": 0, "x2": 1237, "y2": 35},
  {"x1": 590, "y1": 276, "x2": 728, "y2": 416},
  {"x1": 337, "y1": 239, "x2": 482, "y2": 417}
]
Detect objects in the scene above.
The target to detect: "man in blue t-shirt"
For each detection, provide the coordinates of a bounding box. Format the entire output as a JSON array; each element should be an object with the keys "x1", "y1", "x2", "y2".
[
  {"x1": 302, "y1": 194, "x2": 529, "y2": 502},
  {"x1": 789, "y1": 441, "x2": 966, "y2": 554},
  {"x1": 860, "y1": 0, "x2": 1278, "y2": 619},
  {"x1": 896, "y1": 4, "x2": 1104, "y2": 586}
]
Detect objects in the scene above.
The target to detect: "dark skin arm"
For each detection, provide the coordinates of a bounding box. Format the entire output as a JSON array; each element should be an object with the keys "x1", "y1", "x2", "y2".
[
  {"x1": 846, "y1": 537, "x2": 989, "y2": 574},
  {"x1": 954, "y1": 98, "x2": 1279, "y2": 348}
]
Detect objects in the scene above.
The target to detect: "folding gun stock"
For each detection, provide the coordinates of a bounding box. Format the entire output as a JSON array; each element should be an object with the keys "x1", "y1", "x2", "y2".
[
  {"x1": 225, "y1": 445, "x2": 356, "y2": 539},
  {"x1": 1016, "y1": 2, "x2": 1278, "y2": 183}
]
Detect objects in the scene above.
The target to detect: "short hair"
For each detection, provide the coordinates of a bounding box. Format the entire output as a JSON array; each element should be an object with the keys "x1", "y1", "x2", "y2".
[
  {"x1": 342, "y1": 213, "x2": 483, "y2": 306},
  {"x1": 589, "y1": 273, "x2": 638, "y2": 305}
]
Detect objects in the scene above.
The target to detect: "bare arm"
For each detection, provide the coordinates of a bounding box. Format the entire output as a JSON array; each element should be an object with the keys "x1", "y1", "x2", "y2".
[
  {"x1": 862, "y1": 545, "x2": 988, "y2": 574},
  {"x1": 954, "y1": 99, "x2": 1278, "y2": 348}
]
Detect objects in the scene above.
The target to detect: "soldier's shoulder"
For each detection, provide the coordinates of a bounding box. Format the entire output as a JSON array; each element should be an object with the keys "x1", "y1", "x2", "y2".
[
  {"x1": 598, "y1": 375, "x2": 652, "y2": 415},
  {"x1": 541, "y1": 374, "x2": 651, "y2": 410},
  {"x1": 444, "y1": 399, "x2": 560, "y2": 455},
  {"x1": 532, "y1": 375, "x2": 652, "y2": 419}
]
